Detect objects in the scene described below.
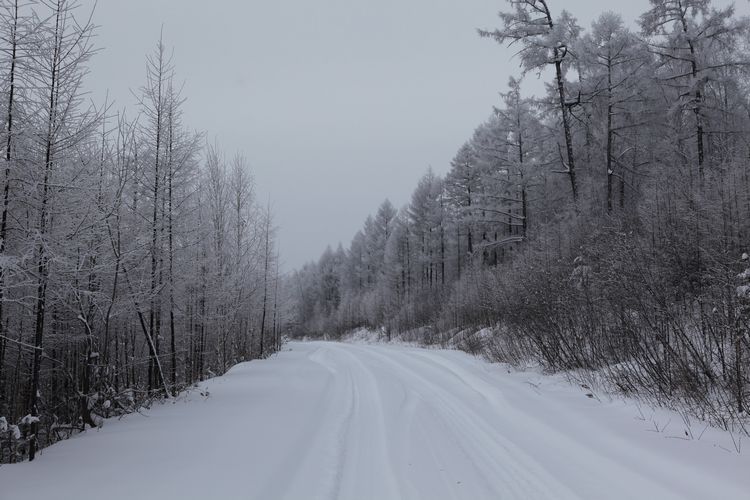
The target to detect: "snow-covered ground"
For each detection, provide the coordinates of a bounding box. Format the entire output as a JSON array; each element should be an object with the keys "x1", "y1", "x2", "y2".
[{"x1": 1, "y1": 341, "x2": 749, "y2": 500}]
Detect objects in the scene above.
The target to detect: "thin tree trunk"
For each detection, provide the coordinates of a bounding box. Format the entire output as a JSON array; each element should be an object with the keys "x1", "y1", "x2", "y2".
[
  {"x1": 555, "y1": 57, "x2": 577, "y2": 203},
  {"x1": 29, "y1": 3, "x2": 63, "y2": 461},
  {"x1": 104, "y1": 213, "x2": 172, "y2": 399},
  {"x1": 679, "y1": 14, "x2": 705, "y2": 178},
  {"x1": 165, "y1": 101, "x2": 176, "y2": 389},
  {"x1": 606, "y1": 55, "x2": 614, "y2": 213},
  {"x1": 148, "y1": 37, "x2": 165, "y2": 394},
  {"x1": 259, "y1": 208, "x2": 271, "y2": 357},
  {"x1": 0, "y1": 1, "x2": 19, "y2": 381},
  {"x1": 272, "y1": 249, "x2": 280, "y2": 352},
  {"x1": 541, "y1": 3, "x2": 577, "y2": 203}
]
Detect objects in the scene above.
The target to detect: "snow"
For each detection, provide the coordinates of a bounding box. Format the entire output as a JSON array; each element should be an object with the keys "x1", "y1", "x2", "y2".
[
  {"x1": 19, "y1": 414, "x2": 39, "y2": 426},
  {"x1": 1, "y1": 341, "x2": 749, "y2": 499},
  {"x1": 343, "y1": 327, "x2": 385, "y2": 344}
]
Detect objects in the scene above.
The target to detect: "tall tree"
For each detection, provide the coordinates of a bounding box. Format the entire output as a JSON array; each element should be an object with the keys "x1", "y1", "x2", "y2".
[
  {"x1": 27, "y1": 0, "x2": 99, "y2": 461},
  {"x1": 578, "y1": 13, "x2": 648, "y2": 212},
  {"x1": 138, "y1": 33, "x2": 173, "y2": 395},
  {"x1": 481, "y1": 0, "x2": 581, "y2": 203},
  {"x1": 641, "y1": 0, "x2": 749, "y2": 179}
]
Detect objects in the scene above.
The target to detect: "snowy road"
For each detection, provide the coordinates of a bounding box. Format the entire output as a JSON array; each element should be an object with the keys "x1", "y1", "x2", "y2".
[{"x1": 2, "y1": 341, "x2": 749, "y2": 500}]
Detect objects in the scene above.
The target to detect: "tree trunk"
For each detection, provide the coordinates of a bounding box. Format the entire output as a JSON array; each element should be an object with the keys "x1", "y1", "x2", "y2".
[
  {"x1": 148, "y1": 38, "x2": 165, "y2": 394},
  {"x1": 555, "y1": 57, "x2": 577, "y2": 203},
  {"x1": 29, "y1": 3, "x2": 64, "y2": 461},
  {"x1": 606, "y1": 55, "x2": 614, "y2": 213},
  {"x1": 259, "y1": 210, "x2": 271, "y2": 358},
  {"x1": 0, "y1": 1, "x2": 19, "y2": 377}
]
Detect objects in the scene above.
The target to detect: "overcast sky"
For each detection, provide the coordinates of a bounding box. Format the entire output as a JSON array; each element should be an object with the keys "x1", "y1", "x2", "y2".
[{"x1": 82, "y1": 0, "x2": 748, "y2": 270}]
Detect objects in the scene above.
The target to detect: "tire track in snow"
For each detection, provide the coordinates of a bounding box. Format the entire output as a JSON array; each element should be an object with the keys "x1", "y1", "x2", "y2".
[
  {"x1": 254, "y1": 346, "x2": 355, "y2": 500},
  {"x1": 5, "y1": 342, "x2": 748, "y2": 500},
  {"x1": 324, "y1": 343, "x2": 403, "y2": 500},
  {"x1": 308, "y1": 346, "x2": 358, "y2": 500},
  {"x1": 364, "y1": 344, "x2": 711, "y2": 500},
  {"x1": 402, "y1": 348, "x2": 713, "y2": 499},
  {"x1": 251, "y1": 352, "x2": 337, "y2": 499},
  {"x1": 345, "y1": 343, "x2": 579, "y2": 500}
]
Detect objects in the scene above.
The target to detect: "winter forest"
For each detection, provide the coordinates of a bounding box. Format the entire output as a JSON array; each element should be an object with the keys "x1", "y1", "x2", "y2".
[
  {"x1": 0, "y1": 0, "x2": 281, "y2": 463},
  {"x1": 2, "y1": 0, "x2": 750, "y2": 496},
  {"x1": 292, "y1": 0, "x2": 750, "y2": 434}
]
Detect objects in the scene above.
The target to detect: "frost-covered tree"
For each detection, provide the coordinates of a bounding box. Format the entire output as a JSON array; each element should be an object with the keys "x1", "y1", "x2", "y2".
[
  {"x1": 0, "y1": 6, "x2": 281, "y2": 462},
  {"x1": 480, "y1": 0, "x2": 581, "y2": 202},
  {"x1": 578, "y1": 13, "x2": 650, "y2": 211},
  {"x1": 290, "y1": 0, "x2": 750, "y2": 430},
  {"x1": 641, "y1": 0, "x2": 749, "y2": 179},
  {"x1": 446, "y1": 144, "x2": 479, "y2": 262},
  {"x1": 26, "y1": 0, "x2": 100, "y2": 460}
]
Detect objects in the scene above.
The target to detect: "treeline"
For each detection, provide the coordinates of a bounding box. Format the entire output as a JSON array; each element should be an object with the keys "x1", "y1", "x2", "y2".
[
  {"x1": 0, "y1": 0, "x2": 281, "y2": 462},
  {"x1": 291, "y1": 0, "x2": 750, "y2": 430}
]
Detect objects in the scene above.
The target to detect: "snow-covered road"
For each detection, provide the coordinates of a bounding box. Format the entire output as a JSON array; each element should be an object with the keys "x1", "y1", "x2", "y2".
[{"x1": 2, "y1": 341, "x2": 749, "y2": 500}]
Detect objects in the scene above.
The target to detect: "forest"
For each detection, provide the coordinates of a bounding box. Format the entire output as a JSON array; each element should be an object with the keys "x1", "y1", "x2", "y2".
[
  {"x1": 291, "y1": 0, "x2": 750, "y2": 432},
  {"x1": 0, "y1": 0, "x2": 282, "y2": 462}
]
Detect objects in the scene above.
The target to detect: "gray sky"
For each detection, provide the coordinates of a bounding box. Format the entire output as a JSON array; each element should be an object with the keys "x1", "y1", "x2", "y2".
[{"x1": 83, "y1": 0, "x2": 747, "y2": 270}]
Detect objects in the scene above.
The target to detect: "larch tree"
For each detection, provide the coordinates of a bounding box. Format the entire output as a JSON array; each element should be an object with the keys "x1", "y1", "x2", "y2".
[
  {"x1": 289, "y1": 0, "x2": 750, "y2": 431},
  {"x1": 578, "y1": 13, "x2": 649, "y2": 212},
  {"x1": 445, "y1": 144, "x2": 479, "y2": 262},
  {"x1": 26, "y1": 0, "x2": 99, "y2": 461},
  {"x1": 480, "y1": 0, "x2": 581, "y2": 203},
  {"x1": 0, "y1": 0, "x2": 32, "y2": 417},
  {"x1": 137, "y1": 33, "x2": 173, "y2": 396},
  {"x1": 641, "y1": 0, "x2": 749, "y2": 180},
  {"x1": 0, "y1": 4, "x2": 282, "y2": 464}
]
